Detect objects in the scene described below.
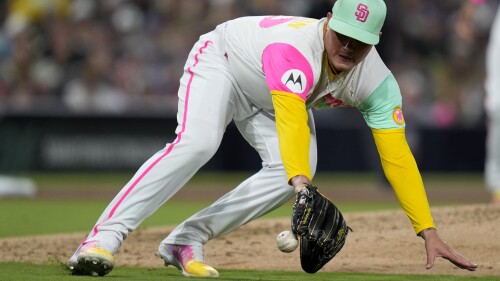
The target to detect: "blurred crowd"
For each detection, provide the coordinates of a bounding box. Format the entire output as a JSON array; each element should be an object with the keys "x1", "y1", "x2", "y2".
[{"x1": 0, "y1": 0, "x2": 497, "y2": 128}]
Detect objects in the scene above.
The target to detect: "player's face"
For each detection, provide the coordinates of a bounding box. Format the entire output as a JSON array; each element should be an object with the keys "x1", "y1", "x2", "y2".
[{"x1": 324, "y1": 14, "x2": 373, "y2": 73}]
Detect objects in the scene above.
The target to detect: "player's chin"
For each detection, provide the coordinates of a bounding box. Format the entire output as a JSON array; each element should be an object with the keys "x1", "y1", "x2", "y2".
[{"x1": 332, "y1": 58, "x2": 355, "y2": 72}]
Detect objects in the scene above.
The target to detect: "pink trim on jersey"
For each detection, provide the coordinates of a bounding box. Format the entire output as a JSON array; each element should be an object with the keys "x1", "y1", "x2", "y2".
[
  {"x1": 259, "y1": 16, "x2": 295, "y2": 28},
  {"x1": 262, "y1": 43, "x2": 313, "y2": 100},
  {"x1": 84, "y1": 40, "x2": 213, "y2": 244}
]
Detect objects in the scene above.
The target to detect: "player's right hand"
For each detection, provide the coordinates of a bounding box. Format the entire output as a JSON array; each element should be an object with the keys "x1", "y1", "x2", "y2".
[{"x1": 419, "y1": 228, "x2": 477, "y2": 271}]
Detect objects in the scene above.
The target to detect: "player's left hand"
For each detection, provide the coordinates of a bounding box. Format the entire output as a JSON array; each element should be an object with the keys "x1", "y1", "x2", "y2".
[
  {"x1": 419, "y1": 228, "x2": 478, "y2": 271},
  {"x1": 291, "y1": 185, "x2": 350, "y2": 273}
]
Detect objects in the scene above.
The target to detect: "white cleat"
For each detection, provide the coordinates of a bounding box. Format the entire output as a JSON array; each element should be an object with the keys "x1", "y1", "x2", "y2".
[{"x1": 159, "y1": 243, "x2": 219, "y2": 277}]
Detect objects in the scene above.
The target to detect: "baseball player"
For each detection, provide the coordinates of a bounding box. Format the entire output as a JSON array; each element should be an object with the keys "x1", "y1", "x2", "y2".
[
  {"x1": 484, "y1": 3, "x2": 500, "y2": 203},
  {"x1": 456, "y1": 0, "x2": 500, "y2": 204},
  {"x1": 68, "y1": 0, "x2": 477, "y2": 277}
]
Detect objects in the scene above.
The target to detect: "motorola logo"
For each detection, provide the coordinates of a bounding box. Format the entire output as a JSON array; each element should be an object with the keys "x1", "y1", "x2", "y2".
[{"x1": 281, "y1": 69, "x2": 307, "y2": 94}]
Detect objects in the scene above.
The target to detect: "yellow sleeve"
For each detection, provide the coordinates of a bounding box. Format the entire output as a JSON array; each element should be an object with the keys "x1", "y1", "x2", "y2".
[
  {"x1": 372, "y1": 128, "x2": 435, "y2": 234},
  {"x1": 271, "y1": 90, "x2": 311, "y2": 182}
]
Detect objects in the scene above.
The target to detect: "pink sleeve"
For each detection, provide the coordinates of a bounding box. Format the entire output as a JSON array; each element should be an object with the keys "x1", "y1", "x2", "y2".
[{"x1": 261, "y1": 43, "x2": 314, "y2": 101}]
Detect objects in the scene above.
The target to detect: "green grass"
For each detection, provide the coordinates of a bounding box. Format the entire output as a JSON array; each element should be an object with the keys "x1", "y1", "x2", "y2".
[
  {"x1": 0, "y1": 171, "x2": 485, "y2": 238},
  {"x1": 0, "y1": 171, "x2": 410, "y2": 238},
  {"x1": 0, "y1": 199, "x2": 206, "y2": 238},
  {"x1": 0, "y1": 198, "x2": 402, "y2": 238},
  {"x1": 0, "y1": 262, "x2": 495, "y2": 281}
]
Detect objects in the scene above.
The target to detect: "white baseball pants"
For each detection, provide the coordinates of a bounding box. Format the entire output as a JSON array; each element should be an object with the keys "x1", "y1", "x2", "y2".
[
  {"x1": 77, "y1": 25, "x2": 318, "y2": 254},
  {"x1": 485, "y1": 6, "x2": 500, "y2": 193}
]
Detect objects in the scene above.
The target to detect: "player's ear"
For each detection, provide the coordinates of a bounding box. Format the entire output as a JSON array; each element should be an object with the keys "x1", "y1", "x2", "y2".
[{"x1": 326, "y1": 12, "x2": 332, "y2": 21}]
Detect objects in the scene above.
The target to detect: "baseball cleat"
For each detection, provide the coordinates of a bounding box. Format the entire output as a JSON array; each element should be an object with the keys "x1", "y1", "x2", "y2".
[
  {"x1": 159, "y1": 243, "x2": 219, "y2": 277},
  {"x1": 68, "y1": 244, "x2": 115, "y2": 276}
]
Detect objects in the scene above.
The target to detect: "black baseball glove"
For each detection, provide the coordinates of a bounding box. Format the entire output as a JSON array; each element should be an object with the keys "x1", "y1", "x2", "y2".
[{"x1": 291, "y1": 185, "x2": 350, "y2": 273}]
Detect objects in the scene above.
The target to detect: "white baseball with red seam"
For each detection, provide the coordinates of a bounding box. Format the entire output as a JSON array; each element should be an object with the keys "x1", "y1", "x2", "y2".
[{"x1": 276, "y1": 230, "x2": 298, "y2": 253}]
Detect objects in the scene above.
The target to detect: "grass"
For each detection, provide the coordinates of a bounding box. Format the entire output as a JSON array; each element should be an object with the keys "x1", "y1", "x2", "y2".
[
  {"x1": 10, "y1": 171, "x2": 397, "y2": 189},
  {"x1": 0, "y1": 262, "x2": 496, "y2": 281},
  {"x1": 0, "y1": 171, "x2": 409, "y2": 238},
  {"x1": 0, "y1": 198, "x2": 402, "y2": 238},
  {"x1": 0, "y1": 171, "x2": 486, "y2": 238}
]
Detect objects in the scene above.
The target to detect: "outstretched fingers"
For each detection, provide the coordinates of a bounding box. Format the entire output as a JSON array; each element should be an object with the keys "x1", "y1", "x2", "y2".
[
  {"x1": 442, "y1": 250, "x2": 478, "y2": 271},
  {"x1": 422, "y1": 229, "x2": 477, "y2": 271},
  {"x1": 425, "y1": 250, "x2": 436, "y2": 270}
]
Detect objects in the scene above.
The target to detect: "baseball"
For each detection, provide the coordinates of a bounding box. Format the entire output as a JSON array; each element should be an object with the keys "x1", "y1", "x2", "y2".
[{"x1": 276, "y1": 230, "x2": 299, "y2": 253}]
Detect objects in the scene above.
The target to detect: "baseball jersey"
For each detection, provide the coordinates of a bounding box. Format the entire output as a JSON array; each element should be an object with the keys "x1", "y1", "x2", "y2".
[
  {"x1": 223, "y1": 16, "x2": 433, "y2": 234},
  {"x1": 224, "y1": 16, "x2": 402, "y2": 126}
]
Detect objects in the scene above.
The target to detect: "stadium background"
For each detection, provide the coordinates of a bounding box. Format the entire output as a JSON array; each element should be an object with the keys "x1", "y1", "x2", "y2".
[{"x1": 0, "y1": 0, "x2": 496, "y2": 174}]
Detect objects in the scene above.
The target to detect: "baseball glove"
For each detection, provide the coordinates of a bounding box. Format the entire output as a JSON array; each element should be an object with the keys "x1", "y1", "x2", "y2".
[{"x1": 291, "y1": 185, "x2": 350, "y2": 273}]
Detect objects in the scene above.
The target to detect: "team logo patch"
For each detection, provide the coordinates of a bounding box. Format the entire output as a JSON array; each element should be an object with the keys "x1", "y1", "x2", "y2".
[
  {"x1": 392, "y1": 106, "x2": 405, "y2": 125},
  {"x1": 355, "y1": 3, "x2": 369, "y2": 22},
  {"x1": 281, "y1": 69, "x2": 306, "y2": 94}
]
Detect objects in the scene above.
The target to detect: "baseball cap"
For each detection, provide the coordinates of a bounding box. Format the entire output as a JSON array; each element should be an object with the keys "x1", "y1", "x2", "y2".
[{"x1": 328, "y1": 0, "x2": 387, "y2": 45}]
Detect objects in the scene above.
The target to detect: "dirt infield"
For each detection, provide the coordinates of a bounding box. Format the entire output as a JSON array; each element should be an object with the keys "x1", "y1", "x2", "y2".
[{"x1": 1, "y1": 204, "x2": 499, "y2": 277}]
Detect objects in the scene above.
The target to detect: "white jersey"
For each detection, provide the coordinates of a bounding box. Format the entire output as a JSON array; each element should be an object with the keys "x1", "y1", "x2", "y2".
[{"x1": 223, "y1": 16, "x2": 404, "y2": 129}]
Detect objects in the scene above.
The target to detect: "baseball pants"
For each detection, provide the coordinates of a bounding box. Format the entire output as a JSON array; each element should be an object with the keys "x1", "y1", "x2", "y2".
[
  {"x1": 78, "y1": 27, "x2": 318, "y2": 254},
  {"x1": 485, "y1": 6, "x2": 500, "y2": 193}
]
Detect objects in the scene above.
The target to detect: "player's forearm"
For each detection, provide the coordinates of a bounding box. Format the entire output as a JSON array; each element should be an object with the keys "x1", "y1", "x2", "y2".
[
  {"x1": 271, "y1": 91, "x2": 312, "y2": 183},
  {"x1": 372, "y1": 128, "x2": 435, "y2": 234}
]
